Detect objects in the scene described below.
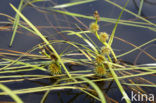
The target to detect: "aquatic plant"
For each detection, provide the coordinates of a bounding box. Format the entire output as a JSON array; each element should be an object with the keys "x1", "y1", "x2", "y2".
[{"x1": 0, "y1": 0, "x2": 155, "y2": 103}]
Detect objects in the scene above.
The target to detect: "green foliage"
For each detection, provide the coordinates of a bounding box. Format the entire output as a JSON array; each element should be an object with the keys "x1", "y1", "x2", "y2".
[
  {"x1": 0, "y1": 0, "x2": 155, "y2": 103},
  {"x1": 0, "y1": 83, "x2": 23, "y2": 103},
  {"x1": 53, "y1": 0, "x2": 96, "y2": 8}
]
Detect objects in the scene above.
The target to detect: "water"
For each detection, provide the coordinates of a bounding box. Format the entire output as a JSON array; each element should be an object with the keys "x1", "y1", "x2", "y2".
[{"x1": 0, "y1": 0, "x2": 156, "y2": 102}]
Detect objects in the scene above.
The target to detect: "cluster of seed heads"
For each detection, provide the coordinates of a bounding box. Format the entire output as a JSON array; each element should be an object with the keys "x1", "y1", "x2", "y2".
[
  {"x1": 89, "y1": 11, "x2": 112, "y2": 77},
  {"x1": 95, "y1": 55, "x2": 108, "y2": 77}
]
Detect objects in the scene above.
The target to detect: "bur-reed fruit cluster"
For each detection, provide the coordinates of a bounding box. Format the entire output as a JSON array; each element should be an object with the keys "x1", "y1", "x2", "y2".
[
  {"x1": 89, "y1": 22, "x2": 99, "y2": 33},
  {"x1": 99, "y1": 32, "x2": 109, "y2": 43},
  {"x1": 94, "y1": 65, "x2": 107, "y2": 77},
  {"x1": 89, "y1": 11, "x2": 112, "y2": 77},
  {"x1": 48, "y1": 62, "x2": 62, "y2": 75}
]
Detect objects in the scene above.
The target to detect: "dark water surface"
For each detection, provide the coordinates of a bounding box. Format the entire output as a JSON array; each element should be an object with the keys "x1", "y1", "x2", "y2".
[{"x1": 0, "y1": 0, "x2": 156, "y2": 103}]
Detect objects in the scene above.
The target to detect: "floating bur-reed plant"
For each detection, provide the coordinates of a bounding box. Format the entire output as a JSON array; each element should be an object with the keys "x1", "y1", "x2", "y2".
[{"x1": 1, "y1": 0, "x2": 155, "y2": 103}]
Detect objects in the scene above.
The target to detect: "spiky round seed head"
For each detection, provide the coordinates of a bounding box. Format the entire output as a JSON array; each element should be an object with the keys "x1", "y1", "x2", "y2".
[
  {"x1": 101, "y1": 46, "x2": 111, "y2": 55},
  {"x1": 95, "y1": 55, "x2": 105, "y2": 64},
  {"x1": 99, "y1": 32, "x2": 109, "y2": 42},
  {"x1": 89, "y1": 22, "x2": 99, "y2": 33},
  {"x1": 48, "y1": 63, "x2": 62, "y2": 75},
  {"x1": 94, "y1": 65, "x2": 107, "y2": 76}
]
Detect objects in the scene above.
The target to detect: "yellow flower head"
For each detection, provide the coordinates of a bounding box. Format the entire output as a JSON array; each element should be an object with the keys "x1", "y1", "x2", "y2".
[
  {"x1": 99, "y1": 32, "x2": 109, "y2": 42},
  {"x1": 89, "y1": 22, "x2": 99, "y2": 33}
]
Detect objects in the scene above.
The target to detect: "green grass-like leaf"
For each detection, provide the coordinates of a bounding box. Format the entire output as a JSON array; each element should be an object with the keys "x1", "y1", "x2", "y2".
[
  {"x1": 53, "y1": 0, "x2": 95, "y2": 8},
  {"x1": 138, "y1": 0, "x2": 144, "y2": 15},
  {"x1": 123, "y1": 83, "x2": 156, "y2": 87},
  {"x1": 105, "y1": 0, "x2": 156, "y2": 27},
  {"x1": 108, "y1": 0, "x2": 129, "y2": 46},
  {"x1": 9, "y1": 0, "x2": 24, "y2": 46},
  {"x1": 78, "y1": 77, "x2": 106, "y2": 103},
  {"x1": 10, "y1": 3, "x2": 72, "y2": 79},
  {"x1": 50, "y1": 9, "x2": 156, "y2": 32},
  {"x1": 0, "y1": 83, "x2": 23, "y2": 103}
]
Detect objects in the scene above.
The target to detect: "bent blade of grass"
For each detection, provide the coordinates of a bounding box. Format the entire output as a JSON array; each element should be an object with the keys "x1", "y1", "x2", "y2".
[
  {"x1": 54, "y1": 77, "x2": 102, "y2": 101},
  {"x1": 28, "y1": 0, "x2": 49, "y2": 4},
  {"x1": 53, "y1": 40, "x2": 97, "y2": 59},
  {"x1": 78, "y1": 77, "x2": 106, "y2": 103},
  {"x1": 108, "y1": 0, "x2": 129, "y2": 46},
  {"x1": 75, "y1": 24, "x2": 100, "y2": 52},
  {"x1": 123, "y1": 83, "x2": 156, "y2": 87},
  {"x1": 53, "y1": 0, "x2": 95, "y2": 9},
  {"x1": 108, "y1": 65, "x2": 131, "y2": 103},
  {"x1": 54, "y1": 71, "x2": 154, "y2": 87},
  {"x1": 140, "y1": 63, "x2": 156, "y2": 67},
  {"x1": 0, "y1": 84, "x2": 100, "y2": 102},
  {"x1": 2, "y1": 58, "x2": 46, "y2": 71},
  {"x1": 0, "y1": 83, "x2": 23, "y2": 103},
  {"x1": 15, "y1": 71, "x2": 152, "y2": 91},
  {"x1": 105, "y1": 0, "x2": 156, "y2": 27},
  {"x1": 62, "y1": 40, "x2": 92, "y2": 61},
  {"x1": 10, "y1": 0, "x2": 24, "y2": 46},
  {"x1": 40, "y1": 90, "x2": 50, "y2": 103},
  {"x1": 10, "y1": 4, "x2": 72, "y2": 79},
  {"x1": 0, "y1": 77, "x2": 105, "y2": 102},
  {"x1": 0, "y1": 74, "x2": 50, "y2": 79},
  {"x1": 51, "y1": 9, "x2": 156, "y2": 32},
  {"x1": 49, "y1": 39, "x2": 93, "y2": 61},
  {"x1": 23, "y1": 0, "x2": 50, "y2": 8},
  {"x1": 0, "y1": 86, "x2": 82, "y2": 95},
  {"x1": 117, "y1": 38, "x2": 156, "y2": 58},
  {"x1": 113, "y1": 66, "x2": 156, "y2": 72},
  {"x1": 31, "y1": 71, "x2": 154, "y2": 90},
  {"x1": 9, "y1": 19, "x2": 38, "y2": 36},
  {"x1": 0, "y1": 68, "x2": 37, "y2": 74},
  {"x1": 118, "y1": 71, "x2": 154, "y2": 79},
  {"x1": 0, "y1": 13, "x2": 14, "y2": 20},
  {"x1": 138, "y1": 0, "x2": 144, "y2": 16},
  {"x1": 63, "y1": 30, "x2": 98, "y2": 53}
]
